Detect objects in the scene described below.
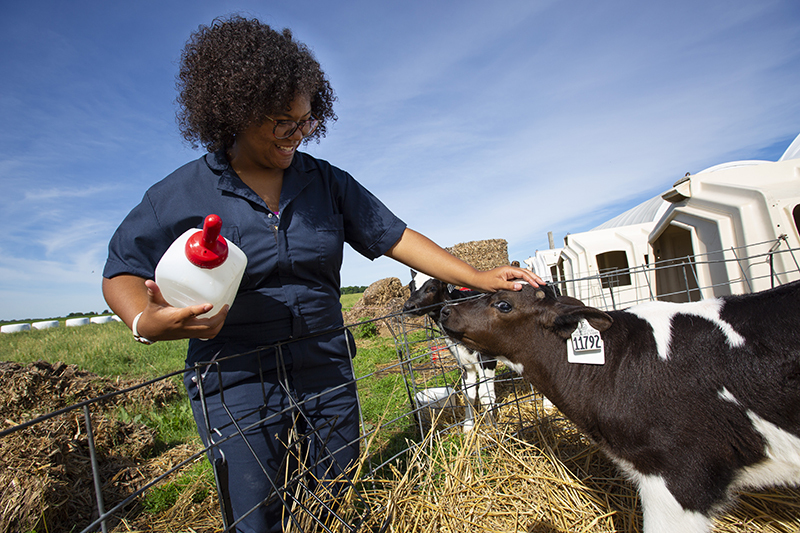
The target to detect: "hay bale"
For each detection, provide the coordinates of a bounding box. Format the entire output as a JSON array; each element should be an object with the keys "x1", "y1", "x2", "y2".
[
  {"x1": 445, "y1": 239, "x2": 509, "y2": 271},
  {"x1": 361, "y1": 277, "x2": 408, "y2": 307},
  {"x1": 1, "y1": 323, "x2": 31, "y2": 334},
  {"x1": 344, "y1": 277, "x2": 411, "y2": 336},
  {"x1": 31, "y1": 320, "x2": 59, "y2": 330},
  {"x1": 342, "y1": 240, "x2": 509, "y2": 335}
]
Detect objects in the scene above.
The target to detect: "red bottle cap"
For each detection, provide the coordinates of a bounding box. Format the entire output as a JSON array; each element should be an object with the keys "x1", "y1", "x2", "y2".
[{"x1": 185, "y1": 214, "x2": 229, "y2": 269}]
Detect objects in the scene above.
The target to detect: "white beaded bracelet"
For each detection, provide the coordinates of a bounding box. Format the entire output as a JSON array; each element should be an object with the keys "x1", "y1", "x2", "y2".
[{"x1": 132, "y1": 311, "x2": 155, "y2": 345}]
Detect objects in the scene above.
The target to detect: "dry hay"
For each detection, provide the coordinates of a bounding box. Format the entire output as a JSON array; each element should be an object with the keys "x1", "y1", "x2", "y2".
[
  {"x1": 349, "y1": 397, "x2": 800, "y2": 533},
  {"x1": 0, "y1": 360, "x2": 182, "y2": 533},
  {"x1": 446, "y1": 239, "x2": 510, "y2": 272},
  {"x1": 4, "y1": 358, "x2": 799, "y2": 532},
  {"x1": 108, "y1": 442, "x2": 223, "y2": 533},
  {"x1": 344, "y1": 277, "x2": 412, "y2": 336}
]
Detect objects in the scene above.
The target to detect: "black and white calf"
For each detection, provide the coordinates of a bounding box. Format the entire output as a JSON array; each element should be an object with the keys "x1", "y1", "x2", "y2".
[
  {"x1": 439, "y1": 282, "x2": 800, "y2": 533},
  {"x1": 403, "y1": 271, "x2": 497, "y2": 431}
]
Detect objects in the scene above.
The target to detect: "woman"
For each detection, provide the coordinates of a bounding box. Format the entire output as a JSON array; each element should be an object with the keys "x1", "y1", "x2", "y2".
[{"x1": 103, "y1": 15, "x2": 540, "y2": 532}]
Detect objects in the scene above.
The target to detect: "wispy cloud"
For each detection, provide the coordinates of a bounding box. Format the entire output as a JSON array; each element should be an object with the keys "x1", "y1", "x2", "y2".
[{"x1": 0, "y1": 0, "x2": 798, "y2": 320}]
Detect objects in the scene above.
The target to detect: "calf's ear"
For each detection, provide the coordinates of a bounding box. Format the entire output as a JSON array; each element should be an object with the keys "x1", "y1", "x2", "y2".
[{"x1": 549, "y1": 304, "x2": 613, "y2": 340}]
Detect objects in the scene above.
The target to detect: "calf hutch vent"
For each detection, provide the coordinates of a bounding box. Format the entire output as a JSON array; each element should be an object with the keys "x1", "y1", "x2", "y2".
[{"x1": 2, "y1": 243, "x2": 800, "y2": 532}]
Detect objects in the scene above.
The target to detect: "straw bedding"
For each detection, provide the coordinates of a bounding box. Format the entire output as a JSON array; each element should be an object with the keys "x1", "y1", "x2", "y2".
[
  {"x1": 131, "y1": 394, "x2": 800, "y2": 533},
  {"x1": 350, "y1": 398, "x2": 800, "y2": 533},
  {"x1": 2, "y1": 360, "x2": 799, "y2": 532},
  {"x1": 0, "y1": 360, "x2": 181, "y2": 533}
]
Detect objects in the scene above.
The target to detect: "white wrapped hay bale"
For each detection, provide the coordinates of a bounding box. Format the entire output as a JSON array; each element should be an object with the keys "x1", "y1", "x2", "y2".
[
  {"x1": 90, "y1": 316, "x2": 115, "y2": 324},
  {"x1": 1, "y1": 323, "x2": 31, "y2": 334},
  {"x1": 32, "y1": 320, "x2": 59, "y2": 330},
  {"x1": 65, "y1": 318, "x2": 90, "y2": 327}
]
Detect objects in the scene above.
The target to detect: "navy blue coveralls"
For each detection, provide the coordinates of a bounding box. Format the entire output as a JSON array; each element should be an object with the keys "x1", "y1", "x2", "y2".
[{"x1": 104, "y1": 150, "x2": 406, "y2": 532}]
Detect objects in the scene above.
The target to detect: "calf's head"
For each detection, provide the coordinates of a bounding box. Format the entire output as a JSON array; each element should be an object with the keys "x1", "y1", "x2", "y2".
[
  {"x1": 439, "y1": 284, "x2": 613, "y2": 361},
  {"x1": 403, "y1": 273, "x2": 450, "y2": 321}
]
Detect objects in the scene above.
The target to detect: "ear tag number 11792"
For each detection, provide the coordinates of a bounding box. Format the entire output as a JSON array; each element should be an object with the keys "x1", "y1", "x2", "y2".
[{"x1": 567, "y1": 319, "x2": 605, "y2": 365}]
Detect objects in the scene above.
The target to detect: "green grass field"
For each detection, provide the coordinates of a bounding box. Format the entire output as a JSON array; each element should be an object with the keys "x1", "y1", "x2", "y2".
[
  {"x1": 0, "y1": 292, "x2": 418, "y2": 527},
  {"x1": 0, "y1": 319, "x2": 189, "y2": 377},
  {"x1": 340, "y1": 291, "x2": 362, "y2": 310},
  {"x1": 0, "y1": 293, "x2": 413, "y2": 432},
  {"x1": 0, "y1": 292, "x2": 378, "y2": 378}
]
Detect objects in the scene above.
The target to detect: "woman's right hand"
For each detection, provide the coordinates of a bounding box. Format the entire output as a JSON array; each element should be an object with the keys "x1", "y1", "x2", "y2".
[
  {"x1": 102, "y1": 275, "x2": 228, "y2": 342},
  {"x1": 135, "y1": 279, "x2": 228, "y2": 341}
]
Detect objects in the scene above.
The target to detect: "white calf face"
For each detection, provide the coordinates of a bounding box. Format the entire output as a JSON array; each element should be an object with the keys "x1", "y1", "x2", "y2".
[{"x1": 409, "y1": 270, "x2": 434, "y2": 293}]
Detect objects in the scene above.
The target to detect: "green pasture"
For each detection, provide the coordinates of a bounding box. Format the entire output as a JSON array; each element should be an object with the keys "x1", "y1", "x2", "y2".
[
  {"x1": 0, "y1": 292, "x2": 422, "y2": 522},
  {"x1": 340, "y1": 291, "x2": 362, "y2": 310}
]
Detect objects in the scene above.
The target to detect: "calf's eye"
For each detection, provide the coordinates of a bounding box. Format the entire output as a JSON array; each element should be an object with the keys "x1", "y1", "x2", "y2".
[{"x1": 493, "y1": 301, "x2": 512, "y2": 313}]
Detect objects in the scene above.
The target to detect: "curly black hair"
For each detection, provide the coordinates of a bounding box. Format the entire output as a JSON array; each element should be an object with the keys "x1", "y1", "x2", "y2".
[{"x1": 176, "y1": 15, "x2": 336, "y2": 152}]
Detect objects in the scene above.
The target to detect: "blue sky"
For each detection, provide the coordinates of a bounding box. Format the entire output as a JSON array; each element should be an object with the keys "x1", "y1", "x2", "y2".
[{"x1": 1, "y1": 0, "x2": 799, "y2": 321}]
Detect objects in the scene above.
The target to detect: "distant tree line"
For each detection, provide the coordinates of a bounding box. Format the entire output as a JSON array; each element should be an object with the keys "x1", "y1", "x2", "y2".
[{"x1": 341, "y1": 286, "x2": 367, "y2": 294}]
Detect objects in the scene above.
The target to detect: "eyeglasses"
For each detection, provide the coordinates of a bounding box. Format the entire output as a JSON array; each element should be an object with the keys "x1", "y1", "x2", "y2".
[{"x1": 264, "y1": 115, "x2": 319, "y2": 139}]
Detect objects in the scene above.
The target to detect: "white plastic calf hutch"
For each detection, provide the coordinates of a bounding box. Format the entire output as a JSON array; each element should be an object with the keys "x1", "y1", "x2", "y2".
[
  {"x1": 650, "y1": 154, "x2": 800, "y2": 302},
  {"x1": 522, "y1": 248, "x2": 562, "y2": 283},
  {"x1": 556, "y1": 195, "x2": 670, "y2": 309}
]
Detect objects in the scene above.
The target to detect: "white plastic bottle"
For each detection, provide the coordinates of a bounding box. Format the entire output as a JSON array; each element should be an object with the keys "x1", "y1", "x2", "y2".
[{"x1": 155, "y1": 214, "x2": 247, "y2": 318}]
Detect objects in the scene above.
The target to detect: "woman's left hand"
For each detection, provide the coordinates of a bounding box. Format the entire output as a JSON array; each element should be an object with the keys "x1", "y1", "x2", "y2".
[
  {"x1": 469, "y1": 266, "x2": 544, "y2": 292},
  {"x1": 386, "y1": 228, "x2": 545, "y2": 293}
]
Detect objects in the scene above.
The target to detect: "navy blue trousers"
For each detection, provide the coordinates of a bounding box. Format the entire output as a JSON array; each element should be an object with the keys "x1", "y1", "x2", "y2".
[{"x1": 187, "y1": 330, "x2": 360, "y2": 532}]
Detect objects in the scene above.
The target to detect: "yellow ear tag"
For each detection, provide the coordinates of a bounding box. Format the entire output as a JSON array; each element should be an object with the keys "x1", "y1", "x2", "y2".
[{"x1": 567, "y1": 319, "x2": 605, "y2": 365}]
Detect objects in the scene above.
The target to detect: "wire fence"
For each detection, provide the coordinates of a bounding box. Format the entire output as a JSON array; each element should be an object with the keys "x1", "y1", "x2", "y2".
[{"x1": 2, "y1": 237, "x2": 799, "y2": 532}]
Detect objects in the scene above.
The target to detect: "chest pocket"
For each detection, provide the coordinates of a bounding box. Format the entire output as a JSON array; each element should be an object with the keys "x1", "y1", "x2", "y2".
[{"x1": 315, "y1": 214, "x2": 345, "y2": 271}]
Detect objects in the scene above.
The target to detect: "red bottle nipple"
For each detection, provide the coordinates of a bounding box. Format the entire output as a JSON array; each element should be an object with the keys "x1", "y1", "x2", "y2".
[{"x1": 185, "y1": 214, "x2": 229, "y2": 268}]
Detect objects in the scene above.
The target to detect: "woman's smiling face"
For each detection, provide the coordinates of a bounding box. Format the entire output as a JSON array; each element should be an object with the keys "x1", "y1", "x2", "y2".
[{"x1": 235, "y1": 93, "x2": 312, "y2": 171}]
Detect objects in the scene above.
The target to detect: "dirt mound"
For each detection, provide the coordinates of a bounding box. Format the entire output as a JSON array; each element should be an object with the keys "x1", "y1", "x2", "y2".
[{"x1": 0, "y1": 360, "x2": 182, "y2": 533}]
